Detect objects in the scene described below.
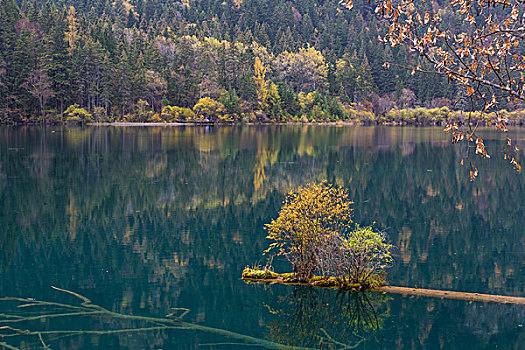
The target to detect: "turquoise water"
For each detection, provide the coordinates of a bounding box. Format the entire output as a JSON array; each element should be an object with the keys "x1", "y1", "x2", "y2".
[{"x1": 0, "y1": 126, "x2": 523, "y2": 349}]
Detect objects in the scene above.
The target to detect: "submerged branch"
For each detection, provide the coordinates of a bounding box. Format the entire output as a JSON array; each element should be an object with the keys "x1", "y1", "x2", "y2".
[
  {"x1": 0, "y1": 287, "x2": 321, "y2": 350},
  {"x1": 0, "y1": 342, "x2": 19, "y2": 350},
  {"x1": 50, "y1": 286, "x2": 93, "y2": 307},
  {"x1": 0, "y1": 297, "x2": 92, "y2": 312},
  {"x1": 0, "y1": 311, "x2": 104, "y2": 324}
]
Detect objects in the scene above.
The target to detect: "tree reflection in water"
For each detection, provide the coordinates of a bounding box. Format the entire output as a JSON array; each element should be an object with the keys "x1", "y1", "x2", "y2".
[
  {"x1": 265, "y1": 286, "x2": 389, "y2": 349},
  {"x1": 1, "y1": 126, "x2": 524, "y2": 349}
]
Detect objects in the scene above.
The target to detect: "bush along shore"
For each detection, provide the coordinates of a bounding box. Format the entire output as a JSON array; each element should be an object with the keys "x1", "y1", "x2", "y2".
[{"x1": 3, "y1": 100, "x2": 525, "y2": 126}]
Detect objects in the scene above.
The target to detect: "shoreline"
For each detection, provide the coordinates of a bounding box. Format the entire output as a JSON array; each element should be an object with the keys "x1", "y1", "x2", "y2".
[
  {"x1": 0, "y1": 120, "x2": 489, "y2": 127},
  {"x1": 88, "y1": 121, "x2": 362, "y2": 126},
  {"x1": 3, "y1": 118, "x2": 525, "y2": 127},
  {"x1": 4, "y1": 106, "x2": 525, "y2": 127}
]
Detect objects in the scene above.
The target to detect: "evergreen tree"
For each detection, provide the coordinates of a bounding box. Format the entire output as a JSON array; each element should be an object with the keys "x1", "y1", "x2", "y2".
[{"x1": 0, "y1": 0, "x2": 466, "y2": 122}]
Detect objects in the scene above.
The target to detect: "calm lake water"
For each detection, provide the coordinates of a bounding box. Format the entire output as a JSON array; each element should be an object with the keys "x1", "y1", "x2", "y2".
[{"x1": 0, "y1": 125, "x2": 524, "y2": 349}]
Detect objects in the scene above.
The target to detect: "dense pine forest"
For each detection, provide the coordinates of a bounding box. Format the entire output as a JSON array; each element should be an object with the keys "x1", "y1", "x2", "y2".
[{"x1": 0, "y1": 0, "x2": 521, "y2": 123}]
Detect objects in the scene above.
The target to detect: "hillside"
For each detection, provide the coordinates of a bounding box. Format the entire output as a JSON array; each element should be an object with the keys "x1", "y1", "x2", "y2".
[{"x1": 0, "y1": 0, "x2": 468, "y2": 123}]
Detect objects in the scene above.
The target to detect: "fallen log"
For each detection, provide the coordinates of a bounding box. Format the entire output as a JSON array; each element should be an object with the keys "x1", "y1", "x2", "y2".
[
  {"x1": 380, "y1": 286, "x2": 525, "y2": 305},
  {"x1": 242, "y1": 269, "x2": 525, "y2": 305}
]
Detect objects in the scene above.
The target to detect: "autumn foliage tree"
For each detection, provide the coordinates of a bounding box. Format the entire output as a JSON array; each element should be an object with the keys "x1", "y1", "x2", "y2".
[
  {"x1": 264, "y1": 182, "x2": 392, "y2": 286},
  {"x1": 254, "y1": 57, "x2": 269, "y2": 110},
  {"x1": 341, "y1": 0, "x2": 524, "y2": 177},
  {"x1": 274, "y1": 46, "x2": 327, "y2": 92},
  {"x1": 265, "y1": 182, "x2": 354, "y2": 280}
]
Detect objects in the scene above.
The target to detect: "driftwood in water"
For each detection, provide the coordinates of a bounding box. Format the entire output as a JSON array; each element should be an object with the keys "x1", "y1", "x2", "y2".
[
  {"x1": 242, "y1": 270, "x2": 525, "y2": 305},
  {"x1": 380, "y1": 286, "x2": 525, "y2": 305}
]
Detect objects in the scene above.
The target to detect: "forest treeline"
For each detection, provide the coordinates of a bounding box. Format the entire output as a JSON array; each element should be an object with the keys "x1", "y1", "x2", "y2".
[{"x1": 1, "y1": 0, "x2": 524, "y2": 124}]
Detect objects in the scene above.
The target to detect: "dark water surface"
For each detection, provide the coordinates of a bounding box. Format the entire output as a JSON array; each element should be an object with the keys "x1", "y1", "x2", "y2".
[{"x1": 0, "y1": 126, "x2": 524, "y2": 349}]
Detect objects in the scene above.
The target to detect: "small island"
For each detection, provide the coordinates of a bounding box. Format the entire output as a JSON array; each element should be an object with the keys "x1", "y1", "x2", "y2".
[
  {"x1": 241, "y1": 267, "x2": 384, "y2": 290},
  {"x1": 243, "y1": 182, "x2": 393, "y2": 290},
  {"x1": 243, "y1": 181, "x2": 525, "y2": 306}
]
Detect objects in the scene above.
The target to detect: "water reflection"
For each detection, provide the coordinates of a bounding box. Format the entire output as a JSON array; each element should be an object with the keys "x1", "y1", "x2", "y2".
[
  {"x1": 265, "y1": 288, "x2": 389, "y2": 349},
  {"x1": 0, "y1": 125, "x2": 524, "y2": 349}
]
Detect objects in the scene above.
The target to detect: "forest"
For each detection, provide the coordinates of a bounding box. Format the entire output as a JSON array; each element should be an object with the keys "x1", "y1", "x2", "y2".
[{"x1": 0, "y1": 0, "x2": 523, "y2": 124}]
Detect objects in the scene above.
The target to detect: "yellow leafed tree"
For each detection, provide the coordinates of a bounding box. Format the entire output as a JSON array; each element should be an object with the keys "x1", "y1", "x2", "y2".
[
  {"x1": 254, "y1": 57, "x2": 268, "y2": 110},
  {"x1": 65, "y1": 6, "x2": 79, "y2": 56},
  {"x1": 265, "y1": 182, "x2": 354, "y2": 280}
]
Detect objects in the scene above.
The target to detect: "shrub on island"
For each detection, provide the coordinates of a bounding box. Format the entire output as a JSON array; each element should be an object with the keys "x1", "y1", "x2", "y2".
[{"x1": 246, "y1": 182, "x2": 393, "y2": 290}]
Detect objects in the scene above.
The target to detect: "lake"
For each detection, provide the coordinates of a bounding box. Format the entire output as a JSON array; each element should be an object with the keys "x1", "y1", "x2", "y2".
[{"x1": 0, "y1": 125, "x2": 524, "y2": 349}]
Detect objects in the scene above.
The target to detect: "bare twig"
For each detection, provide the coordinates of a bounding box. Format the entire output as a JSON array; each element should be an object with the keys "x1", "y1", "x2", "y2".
[
  {"x1": 37, "y1": 333, "x2": 50, "y2": 350},
  {"x1": 0, "y1": 341, "x2": 19, "y2": 350}
]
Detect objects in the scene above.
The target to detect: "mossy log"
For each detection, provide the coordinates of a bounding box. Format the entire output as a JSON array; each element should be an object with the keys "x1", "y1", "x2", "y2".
[
  {"x1": 241, "y1": 267, "x2": 383, "y2": 291},
  {"x1": 242, "y1": 268, "x2": 525, "y2": 305}
]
